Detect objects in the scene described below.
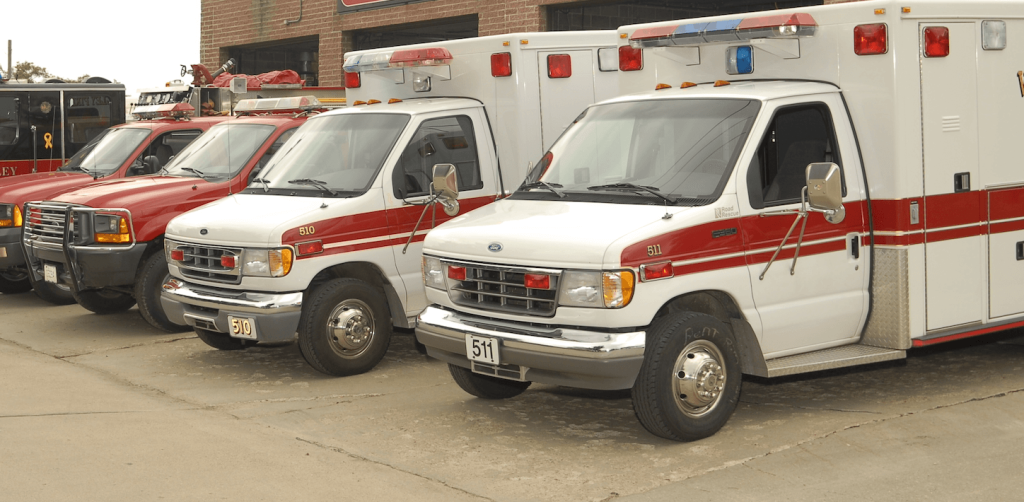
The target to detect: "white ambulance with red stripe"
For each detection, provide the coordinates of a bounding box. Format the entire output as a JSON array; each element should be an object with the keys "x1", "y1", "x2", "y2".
[
  {"x1": 159, "y1": 32, "x2": 620, "y2": 376},
  {"x1": 415, "y1": 0, "x2": 1024, "y2": 441}
]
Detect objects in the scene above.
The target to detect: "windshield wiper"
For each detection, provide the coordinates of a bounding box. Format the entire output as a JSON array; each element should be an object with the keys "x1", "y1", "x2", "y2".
[
  {"x1": 179, "y1": 167, "x2": 208, "y2": 178},
  {"x1": 251, "y1": 177, "x2": 270, "y2": 193},
  {"x1": 519, "y1": 181, "x2": 565, "y2": 198},
  {"x1": 587, "y1": 183, "x2": 676, "y2": 205},
  {"x1": 288, "y1": 178, "x2": 337, "y2": 196},
  {"x1": 65, "y1": 165, "x2": 93, "y2": 176}
]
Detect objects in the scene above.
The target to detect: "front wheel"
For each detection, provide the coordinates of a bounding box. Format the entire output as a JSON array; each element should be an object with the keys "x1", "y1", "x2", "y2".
[
  {"x1": 135, "y1": 251, "x2": 189, "y2": 332},
  {"x1": 73, "y1": 288, "x2": 136, "y2": 314},
  {"x1": 631, "y1": 312, "x2": 742, "y2": 442},
  {"x1": 449, "y1": 364, "x2": 531, "y2": 399},
  {"x1": 0, "y1": 270, "x2": 32, "y2": 294},
  {"x1": 297, "y1": 278, "x2": 392, "y2": 376}
]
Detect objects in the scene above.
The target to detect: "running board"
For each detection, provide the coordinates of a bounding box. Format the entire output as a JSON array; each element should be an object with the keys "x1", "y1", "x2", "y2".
[{"x1": 765, "y1": 344, "x2": 906, "y2": 378}]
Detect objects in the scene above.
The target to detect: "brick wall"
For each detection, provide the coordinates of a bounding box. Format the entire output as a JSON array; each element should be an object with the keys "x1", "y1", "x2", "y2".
[{"x1": 201, "y1": 0, "x2": 867, "y2": 87}]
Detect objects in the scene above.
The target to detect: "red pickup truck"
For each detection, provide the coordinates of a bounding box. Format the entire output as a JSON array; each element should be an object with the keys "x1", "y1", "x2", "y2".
[
  {"x1": 21, "y1": 98, "x2": 318, "y2": 331},
  {"x1": 0, "y1": 113, "x2": 227, "y2": 301}
]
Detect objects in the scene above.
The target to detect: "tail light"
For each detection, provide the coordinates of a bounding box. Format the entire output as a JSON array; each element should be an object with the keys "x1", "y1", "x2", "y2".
[
  {"x1": 924, "y1": 27, "x2": 949, "y2": 57},
  {"x1": 854, "y1": 23, "x2": 888, "y2": 55},
  {"x1": 491, "y1": 53, "x2": 512, "y2": 77},
  {"x1": 345, "y1": 72, "x2": 361, "y2": 88},
  {"x1": 618, "y1": 46, "x2": 643, "y2": 71},
  {"x1": 547, "y1": 54, "x2": 572, "y2": 78}
]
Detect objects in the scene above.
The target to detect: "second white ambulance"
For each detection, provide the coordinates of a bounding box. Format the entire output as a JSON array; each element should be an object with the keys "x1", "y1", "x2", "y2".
[{"x1": 415, "y1": 0, "x2": 1024, "y2": 441}]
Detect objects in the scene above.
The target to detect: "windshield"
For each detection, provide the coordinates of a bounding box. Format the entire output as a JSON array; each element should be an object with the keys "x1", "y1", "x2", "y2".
[
  {"x1": 60, "y1": 128, "x2": 151, "y2": 176},
  {"x1": 257, "y1": 113, "x2": 410, "y2": 194},
  {"x1": 163, "y1": 123, "x2": 275, "y2": 179},
  {"x1": 525, "y1": 98, "x2": 760, "y2": 205}
]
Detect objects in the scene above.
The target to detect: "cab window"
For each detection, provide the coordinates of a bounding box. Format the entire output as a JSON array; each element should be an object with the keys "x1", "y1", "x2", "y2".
[
  {"x1": 747, "y1": 104, "x2": 844, "y2": 209},
  {"x1": 66, "y1": 95, "x2": 113, "y2": 148},
  {"x1": 131, "y1": 129, "x2": 201, "y2": 176},
  {"x1": 394, "y1": 115, "x2": 482, "y2": 198},
  {"x1": 0, "y1": 97, "x2": 18, "y2": 146}
]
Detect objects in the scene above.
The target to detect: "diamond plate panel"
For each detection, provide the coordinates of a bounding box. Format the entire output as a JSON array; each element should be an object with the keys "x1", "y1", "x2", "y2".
[
  {"x1": 862, "y1": 247, "x2": 912, "y2": 349},
  {"x1": 766, "y1": 344, "x2": 905, "y2": 377}
]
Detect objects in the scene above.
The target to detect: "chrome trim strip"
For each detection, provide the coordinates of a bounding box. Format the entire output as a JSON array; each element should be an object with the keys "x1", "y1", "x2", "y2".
[{"x1": 161, "y1": 279, "x2": 303, "y2": 314}]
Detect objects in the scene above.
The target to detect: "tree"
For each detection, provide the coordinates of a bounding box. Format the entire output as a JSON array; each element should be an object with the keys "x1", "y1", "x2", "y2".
[{"x1": 12, "y1": 61, "x2": 51, "y2": 83}]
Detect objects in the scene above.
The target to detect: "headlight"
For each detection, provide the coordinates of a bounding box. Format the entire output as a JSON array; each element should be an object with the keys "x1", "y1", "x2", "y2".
[
  {"x1": 558, "y1": 269, "x2": 635, "y2": 309},
  {"x1": 242, "y1": 248, "x2": 293, "y2": 277},
  {"x1": 0, "y1": 204, "x2": 15, "y2": 227},
  {"x1": 94, "y1": 213, "x2": 131, "y2": 244},
  {"x1": 422, "y1": 256, "x2": 446, "y2": 290}
]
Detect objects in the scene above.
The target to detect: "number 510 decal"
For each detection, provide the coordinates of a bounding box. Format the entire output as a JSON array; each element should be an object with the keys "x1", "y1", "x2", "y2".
[{"x1": 298, "y1": 225, "x2": 315, "y2": 236}]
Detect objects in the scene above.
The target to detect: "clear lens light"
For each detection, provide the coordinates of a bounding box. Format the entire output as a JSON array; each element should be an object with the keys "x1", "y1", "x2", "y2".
[
  {"x1": 982, "y1": 20, "x2": 1006, "y2": 50},
  {"x1": 558, "y1": 271, "x2": 604, "y2": 307},
  {"x1": 243, "y1": 249, "x2": 271, "y2": 276},
  {"x1": 422, "y1": 256, "x2": 446, "y2": 290}
]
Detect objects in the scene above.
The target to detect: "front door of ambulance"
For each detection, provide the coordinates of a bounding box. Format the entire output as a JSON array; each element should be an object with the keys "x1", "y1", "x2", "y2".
[
  {"x1": 738, "y1": 97, "x2": 870, "y2": 356},
  {"x1": 385, "y1": 113, "x2": 491, "y2": 316}
]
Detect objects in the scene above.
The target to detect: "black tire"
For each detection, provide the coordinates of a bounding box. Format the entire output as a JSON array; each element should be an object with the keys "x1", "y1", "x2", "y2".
[
  {"x1": 73, "y1": 288, "x2": 136, "y2": 314},
  {"x1": 0, "y1": 270, "x2": 32, "y2": 294},
  {"x1": 448, "y1": 363, "x2": 531, "y2": 399},
  {"x1": 631, "y1": 312, "x2": 742, "y2": 442},
  {"x1": 297, "y1": 278, "x2": 392, "y2": 376},
  {"x1": 26, "y1": 267, "x2": 76, "y2": 305},
  {"x1": 135, "y1": 251, "x2": 189, "y2": 332},
  {"x1": 194, "y1": 328, "x2": 247, "y2": 351}
]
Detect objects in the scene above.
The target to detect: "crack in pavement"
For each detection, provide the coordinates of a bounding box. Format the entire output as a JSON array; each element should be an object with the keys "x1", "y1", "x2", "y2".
[
  {"x1": 637, "y1": 386, "x2": 1024, "y2": 493},
  {"x1": 54, "y1": 336, "x2": 197, "y2": 359},
  {"x1": 295, "y1": 436, "x2": 495, "y2": 502},
  {"x1": 215, "y1": 393, "x2": 384, "y2": 406},
  {"x1": 0, "y1": 410, "x2": 187, "y2": 419},
  {"x1": 739, "y1": 399, "x2": 884, "y2": 415}
]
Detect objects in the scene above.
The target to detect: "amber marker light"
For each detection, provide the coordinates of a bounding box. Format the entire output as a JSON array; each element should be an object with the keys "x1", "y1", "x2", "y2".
[
  {"x1": 353, "y1": 100, "x2": 367, "y2": 106},
  {"x1": 655, "y1": 83, "x2": 672, "y2": 90},
  {"x1": 388, "y1": 98, "x2": 403, "y2": 104},
  {"x1": 875, "y1": 8, "x2": 885, "y2": 15},
  {"x1": 680, "y1": 82, "x2": 697, "y2": 88},
  {"x1": 367, "y1": 99, "x2": 381, "y2": 105},
  {"x1": 95, "y1": 217, "x2": 131, "y2": 244},
  {"x1": 714, "y1": 80, "x2": 731, "y2": 87}
]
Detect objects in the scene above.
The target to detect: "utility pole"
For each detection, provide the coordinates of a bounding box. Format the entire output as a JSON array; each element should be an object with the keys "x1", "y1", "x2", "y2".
[{"x1": 6, "y1": 40, "x2": 11, "y2": 80}]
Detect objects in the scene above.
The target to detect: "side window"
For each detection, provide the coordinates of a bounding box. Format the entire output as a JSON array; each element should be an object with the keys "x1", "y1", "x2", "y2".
[
  {"x1": 250, "y1": 128, "x2": 296, "y2": 184},
  {"x1": 66, "y1": 95, "x2": 113, "y2": 149},
  {"x1": 747, "y1": 104, "x2": 844, "y2": 209},
  {"x1": 393, "y1": 115, "x2": 482, "y2": 198},
  {"x1": 130, "y1": 129, "x2": 201, "y2": 176},
  {"x1": 0, "y1": 97, "x2": 18, "y2": 146}
]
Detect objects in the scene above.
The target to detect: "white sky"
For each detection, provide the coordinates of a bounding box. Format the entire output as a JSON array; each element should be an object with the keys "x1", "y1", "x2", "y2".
[{"x1": 3, "y1": 0, "x2": 201, "y2": 97}]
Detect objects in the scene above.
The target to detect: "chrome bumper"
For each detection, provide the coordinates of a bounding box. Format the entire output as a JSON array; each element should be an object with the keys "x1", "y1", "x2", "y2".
[
  {"x1": 415, "y1": 306, "x2": 646, "y2": 390},
  {"x1": 160, "y1": 278, "x2": 303, "y2": 343}
]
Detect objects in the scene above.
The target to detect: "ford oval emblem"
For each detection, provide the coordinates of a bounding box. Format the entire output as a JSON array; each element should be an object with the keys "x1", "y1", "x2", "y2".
[
  {"x1": 488, "y1": 242, "x2": 503, "y2": 253},
  {"x1": 200, "y1": 229, "x2": 208, "y2": 235}
]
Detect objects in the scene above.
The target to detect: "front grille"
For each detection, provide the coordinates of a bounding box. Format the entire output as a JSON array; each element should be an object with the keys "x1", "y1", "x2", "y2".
[
  {"x1": 23, "y1": 203, "x2": 71, "y2": 250},
  {"x1": 446, "y1": 261, "x2": 560, "y2": 317},
  {"x1": 174, "y1": 242, "x2": 243, "y2": 284}
]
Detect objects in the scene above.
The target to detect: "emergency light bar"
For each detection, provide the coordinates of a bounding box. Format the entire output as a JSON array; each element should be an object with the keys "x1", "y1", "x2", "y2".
[
  {"x1": 234, "y1": 96, "x2": 324, "y2": 115},
  {"x1": 343, "y1": 47, "x2": 454, "y2": 73},
  {"x1": 131, "y1": 102, "x2": 195, "y2": 120},
  {"x1": 629, "y1": 13, "x2": 817, "y2": 48}
]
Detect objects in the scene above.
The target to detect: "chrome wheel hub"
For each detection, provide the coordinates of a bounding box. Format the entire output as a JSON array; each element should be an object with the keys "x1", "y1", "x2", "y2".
[
  {"x1": 327, "y1": 299, "x2": 375, "y2": 357},
  {"x1": 673, "y1": 340, "x2": 727, "y2": 417}
]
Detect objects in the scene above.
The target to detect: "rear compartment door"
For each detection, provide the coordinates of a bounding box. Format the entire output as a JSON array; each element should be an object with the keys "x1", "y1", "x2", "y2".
[
  {"x1": 920, "y1": 22, "x2": 983, "y2": 331},
  {"x1": 537, "y1": 50, "x2": 596, "y2": 152}
]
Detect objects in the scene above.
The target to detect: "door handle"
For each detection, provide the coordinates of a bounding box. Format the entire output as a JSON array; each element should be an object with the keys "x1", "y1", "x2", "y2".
[{"x1": 850, "y1": 235, "x2": 860, "y2": 260}]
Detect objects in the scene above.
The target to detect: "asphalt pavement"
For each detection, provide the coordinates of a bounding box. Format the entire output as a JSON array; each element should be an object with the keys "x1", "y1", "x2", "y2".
[{"x1": 2, "y1": 290, "x2": 1024, "y2": 501}]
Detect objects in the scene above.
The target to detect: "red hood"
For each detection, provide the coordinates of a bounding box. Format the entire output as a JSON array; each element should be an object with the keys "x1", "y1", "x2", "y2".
[
  {"x1": 47, "y1": 175, "x2": 233, "y2": 242},
  {"x1": 0, "y1": 171, "x2": 98, "y2": 207}
]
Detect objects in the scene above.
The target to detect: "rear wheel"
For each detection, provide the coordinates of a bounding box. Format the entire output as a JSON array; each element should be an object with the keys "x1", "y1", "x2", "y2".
[
  {"x1": 194, "y1": 328, "x2": 247, "y2": 351},
  {"x1": 73, "y1": 288, "x2": 136, "y2": 314},
  {"x1": 449, "y1": 364, "x2": 531, "y2": 399},
  {"x1": 631, "y1": 312, "x2": 742, "y2": 442},
  {"x1": 297, "y1": 278, "x2": 392, "y2": 376},
  {"x1": 135, "y1": 251, "x2": 189, "y2": 332},
  {"x1": 26, "y1": 267, "x2": 75, "y2": 305},
  {"x1": 0, "y1": 270, "x2": 32, "y2": 294}
]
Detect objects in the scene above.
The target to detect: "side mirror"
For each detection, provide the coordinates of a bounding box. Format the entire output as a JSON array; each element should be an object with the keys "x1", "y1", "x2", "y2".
[
  {"x1": 805, "y1": 162, "x2": 845, "y2": 224},
  {"x1": 143, "y1": 155, "x2": 160, "y2": 174},
  {"x1": 431, "y1": 163, "x2": 459, "y2": 216}
]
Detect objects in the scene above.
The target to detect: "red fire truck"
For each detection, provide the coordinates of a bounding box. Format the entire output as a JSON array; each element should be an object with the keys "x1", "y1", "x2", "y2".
[{"x1": 0, "y1": 81, "x2": 126, "y2": 177}]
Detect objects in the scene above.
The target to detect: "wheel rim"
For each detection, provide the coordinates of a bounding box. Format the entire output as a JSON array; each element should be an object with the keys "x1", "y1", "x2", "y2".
[
  {"x1": 326, "y1": 299, "x2": 375, "y2": 359},
  {"x1": 0, "y1": 270, "x2": 29, "y2": 282},
  {"x1": 672, "y1": 339, "x2": 727, "y2": 418}
]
